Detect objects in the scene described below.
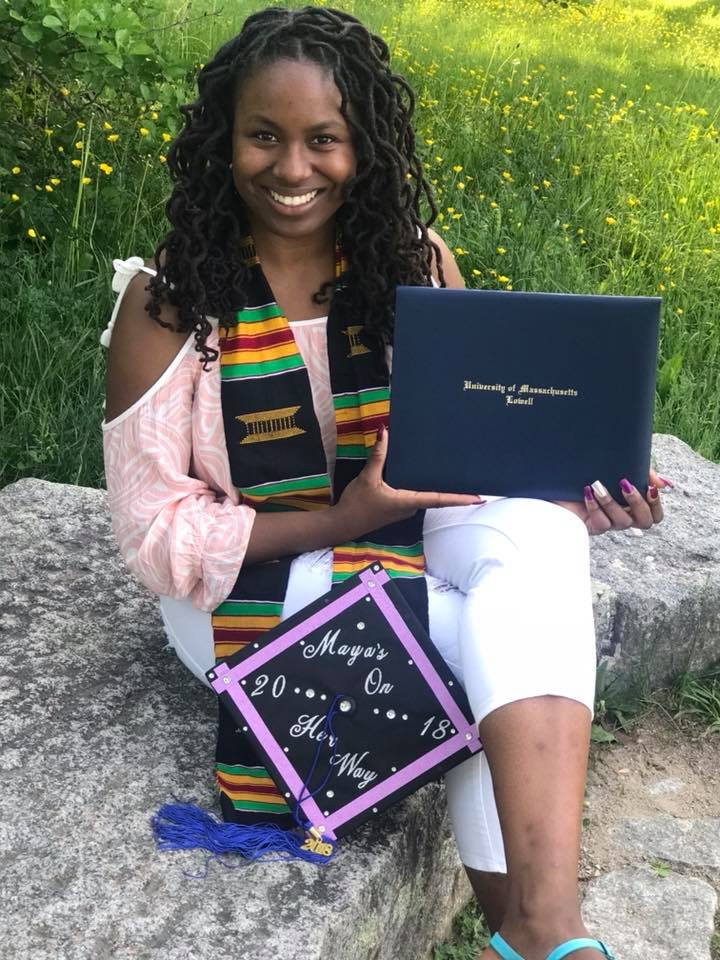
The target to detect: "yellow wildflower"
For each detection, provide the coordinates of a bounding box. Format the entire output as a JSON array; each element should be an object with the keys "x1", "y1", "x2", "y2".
[
  {"x1": 558, "y1": 114, "x2": 566, "y2": 121},
  {"x1": 81, "y1": 177, "x2": 91, "y2": 185},
  {"x1": 75, "y1": 141, "x2": 83, "y2": 150},
  {"x1": 139, "y1": 127, "x2": 149, "y2": 137},
  {"x1": 434, "y1": 156, "x2": 443, "y2": 163},
  {"x1": 107, "y1": 134, "x2": 119, "y2": 142},
  {"x1": 678, "y1": 197, "x2": 688, "y2": 205},
  {"x1": 11, "y1": 166, "x2": 21, "y2": 175},
  {"x1": 58, "y1": 86, "x2": 69, "y2": 97},
  {"x1": 501, "y1": 171, "x2": 513, "y2": 182},
  {"x1": 472, "y1": 269, "x2": 481, "y2": 276},
  {"x1": 44, "y1": 128, "x2": 53, "y2": 137},
  {"x1": 452, "y1": 165, "x2": 463, "y2": 173},
  {"x1": 44, "y1": 184, "x2": 53, "y2": 192},
  {"x1": 626, "y1": 196, "x2": 639, "y2": 207},
  {"x1": 49, "y1": 178, "x2": 61, "y2": 185},
  {"x1": 27, "y1": 228, "x2": 37, "y2": 238},
  {"x1": 542, "y1": 179, "x2": 551, "y2": 189},
  {"x1": 102, "y1": 121, "x2": 113, "y2": 131},
  {"x1": 425, "y1": 138, "x2": 434, "y2": 145},
  {"x1": 150, "y1": 111, "x2": 159, "y2": 121},
  {"x1": 576, "y1": 228, "x2": 584, "y2": 235},
  {"x1": 451, "y1": 213, "x2": 462, "y2": 220},
  {"x1": 158, "y1": 155, "x2": 167, "y2": 165},
  {"x1": 489, "y1": 201, "x2": 498, "y2": 209},
  {"x1": 675, "y1": 308, "x2": 684, "y2": 315},
  {"x1": 570, "y1": 165, "x2": 581, "y2": 176},
  {"x1": 496, "y1": 246, "x2": 506, "y2": 254},
  {"x1": 441, "y1": 225, "x2": 449, "y2": 231},
  {"x1": 11, "y1": 194, "x2": 19, "y2": 202},
  {"x1": 57, "y1": 147, "x2": 64, "y2": 153},
  {"x1": 76, "y1": 120, "x2": 85, "y2": 129},
  {"x1": 605, "y1": 216, "x2": 616, "y2": 225},
  {"x1": 497, "y1": 275, "x2": 510, "y2": 283},
  {"x1": 503, "y1": 148, "x2": 513, "y2": 155},
  {"x1": 161, "y1": 132, "x2": 172, "y2": 143},
  {"x1": 71, "y1": 159, "x2": 81, "y2": 168},
  {"x1": 662, "y1": 212, "x2": 669, "y2": 221},
  {"x1": 447, "y1": 207, "x2": 455, "y2": 213},
  {"x1": 457, "y1": 182, "x2": 465, "y2": 189},
  {"x1": 454, "y1": 247, "x2": 467, "y2": 255},
  {"x1": 98, "y1": 163, "x2": 113, "y2": 175}
]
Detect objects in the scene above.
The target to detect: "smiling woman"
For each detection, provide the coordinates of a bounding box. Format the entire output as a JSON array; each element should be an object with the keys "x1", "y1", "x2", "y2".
[
  {"x1": 231, "y1": 61, "x2": 357, "y2": 225},
  {"x1": 101, "y1": 7, "x2": 634, "y2": 960}
]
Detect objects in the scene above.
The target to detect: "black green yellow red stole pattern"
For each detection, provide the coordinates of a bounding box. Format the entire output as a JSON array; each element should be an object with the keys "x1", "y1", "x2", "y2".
[{"x1": 212, "y1": 231, "x2": 429, "y2": 825}]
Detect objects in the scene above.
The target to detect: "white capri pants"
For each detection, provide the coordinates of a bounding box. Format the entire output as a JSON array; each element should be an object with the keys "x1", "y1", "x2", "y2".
[{"x1": 160, "y1": 497, "x2": 597, "y2": 873}]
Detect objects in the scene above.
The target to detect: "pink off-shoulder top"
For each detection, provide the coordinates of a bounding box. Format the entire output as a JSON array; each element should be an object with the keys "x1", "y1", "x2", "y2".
[{"x1": 102, "y1": 257, "x2": 413, "y2": 612}]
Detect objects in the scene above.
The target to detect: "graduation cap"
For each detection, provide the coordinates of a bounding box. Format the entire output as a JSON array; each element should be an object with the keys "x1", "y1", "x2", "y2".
[{"x1": 152, "y1": 563, "x2": 482, "y2": 866}]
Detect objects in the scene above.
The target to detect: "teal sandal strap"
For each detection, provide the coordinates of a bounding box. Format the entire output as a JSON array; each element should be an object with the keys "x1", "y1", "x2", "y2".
[
  {"x1": 545, "y1": 940, "x2": 615, "y2": 960},
  {"x1": 488, "y1": 933, "x2": 525, "y2": 960},
  {"x1": 488, "y1": 933, "x2": 615, "y2": 960}
]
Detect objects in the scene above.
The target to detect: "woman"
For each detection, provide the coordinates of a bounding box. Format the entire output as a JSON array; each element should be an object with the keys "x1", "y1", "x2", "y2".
[{"x1": 102, "y1": 7, "x2": 667, "y2": 959}]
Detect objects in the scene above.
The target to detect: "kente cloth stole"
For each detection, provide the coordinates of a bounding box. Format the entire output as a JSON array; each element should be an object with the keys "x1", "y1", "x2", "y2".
[{"x1": 212, "y1": 232, "x2": 429, "y2": 826}]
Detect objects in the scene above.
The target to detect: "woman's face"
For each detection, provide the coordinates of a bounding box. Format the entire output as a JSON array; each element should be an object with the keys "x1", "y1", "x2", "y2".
[{"x1": 231, "y1": 58, "x2": 357, "y2": 239}]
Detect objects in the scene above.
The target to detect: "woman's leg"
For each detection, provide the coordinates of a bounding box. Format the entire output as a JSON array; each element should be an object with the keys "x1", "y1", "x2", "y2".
[{"x1": 423, "y1": 499, "x2": 598, "y2": 958}]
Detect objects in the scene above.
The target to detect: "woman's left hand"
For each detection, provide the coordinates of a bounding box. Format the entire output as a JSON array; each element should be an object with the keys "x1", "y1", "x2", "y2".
[{"x1": 553, "y1": 469, "x2": 671, "y2": 536}]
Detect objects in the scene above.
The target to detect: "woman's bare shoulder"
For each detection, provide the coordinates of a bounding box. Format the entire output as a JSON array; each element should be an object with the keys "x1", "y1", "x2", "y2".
[{"x1": 104, "y1": 255, "x2": 191, "y2": 423}]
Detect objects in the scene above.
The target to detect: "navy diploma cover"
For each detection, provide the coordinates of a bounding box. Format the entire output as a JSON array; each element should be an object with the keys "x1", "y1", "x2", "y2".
[{"x1": 385, "y1": 286, "x2": 661, "y2": 503}]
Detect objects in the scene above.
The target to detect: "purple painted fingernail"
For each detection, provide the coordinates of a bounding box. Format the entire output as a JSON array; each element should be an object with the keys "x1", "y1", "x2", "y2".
[
  {"x1": 648, "y1": 485, "x2": 659, "y2": 500},
  {"x1": 657, "y1": 474, "x2": 674, "y2": 489},
  {"x1": 584, "y1": 485, "x2": 594, "y2": 502},
  {"x1": 620, "y1": 478, "x2": 633, "y2": 494}
]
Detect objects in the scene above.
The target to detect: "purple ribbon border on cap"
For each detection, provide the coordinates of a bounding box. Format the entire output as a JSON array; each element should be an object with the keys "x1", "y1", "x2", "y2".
[{"x1": 209, "y1": 564, "x2": 482, "y2": 841}]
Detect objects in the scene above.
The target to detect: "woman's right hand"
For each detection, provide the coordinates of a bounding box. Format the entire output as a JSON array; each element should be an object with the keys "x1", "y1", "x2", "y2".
[{"x1": 333, "y1": 425, "x2": 485, "y2": 538}]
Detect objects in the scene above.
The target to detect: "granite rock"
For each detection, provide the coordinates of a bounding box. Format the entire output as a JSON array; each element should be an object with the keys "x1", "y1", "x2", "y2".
[
  {"x1": 589, "y1": 434, "x2": 720, "y2": 692},
  {"x1": 582, "y1": 866, "x2": 717, "y2": 959},
  {"x1": 612, "y1": 815, "x2": 720, "y2": 870},
  {"x1": 0, "y1": 479, "x2": 469, "y2": 960}
]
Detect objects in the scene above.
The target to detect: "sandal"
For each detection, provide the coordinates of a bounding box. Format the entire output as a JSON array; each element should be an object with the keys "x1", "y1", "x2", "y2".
[{"x1": 488, "y1": 932, "x2": 616, "y2": 960}]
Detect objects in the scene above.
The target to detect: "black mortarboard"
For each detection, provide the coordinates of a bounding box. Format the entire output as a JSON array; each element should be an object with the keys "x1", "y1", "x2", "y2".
[{"x1": 152, "y1": 563, "x2": 482, "y2": 865}]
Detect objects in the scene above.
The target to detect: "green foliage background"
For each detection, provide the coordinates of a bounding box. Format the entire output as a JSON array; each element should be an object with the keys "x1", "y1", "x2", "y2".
[{"x1": 1, "y1": 0, "x2": 719, "y2": 488}]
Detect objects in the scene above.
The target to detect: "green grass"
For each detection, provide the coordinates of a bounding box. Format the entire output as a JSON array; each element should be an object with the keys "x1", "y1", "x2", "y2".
[
  {"x1": 433, "y1": 898, "x2": 490, "y2": 960},
  {"x1": 670, "y1": 663, "x2": 720, "y2": 734},
  {"x1": 2, "y1": 0, "x2": 719, "y2": 488}
]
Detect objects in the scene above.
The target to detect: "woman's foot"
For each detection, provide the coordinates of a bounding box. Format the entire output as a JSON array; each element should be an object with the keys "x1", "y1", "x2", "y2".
[{"x1": 477, "y1": 915, "x2": 604, "y2": 960}]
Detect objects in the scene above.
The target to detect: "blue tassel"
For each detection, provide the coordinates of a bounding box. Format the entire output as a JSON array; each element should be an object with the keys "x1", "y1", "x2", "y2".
[
  {"x1": 151, "y1": 802, "x2": 336, "y2": 870},
  {"x1": 152, "y1": 695, "x2": 349, "y2": 873}
]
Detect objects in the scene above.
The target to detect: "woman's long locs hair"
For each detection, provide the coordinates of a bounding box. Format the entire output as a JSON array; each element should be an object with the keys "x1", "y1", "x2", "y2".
[{"x1": 146, "y1": 5, "x2": 446, "y2": 367}]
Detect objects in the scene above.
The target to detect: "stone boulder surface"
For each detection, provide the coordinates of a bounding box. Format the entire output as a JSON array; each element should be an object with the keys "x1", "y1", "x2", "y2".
[
  {"x1": 0, "y1": 477, "x2": 468, "y2": 960},
  {"x1": 588, "y1": 434, "x2": 720, "y2": 692},
  {"x1": 1, "y1": 432, "x2": 718, "y2": 959}
]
